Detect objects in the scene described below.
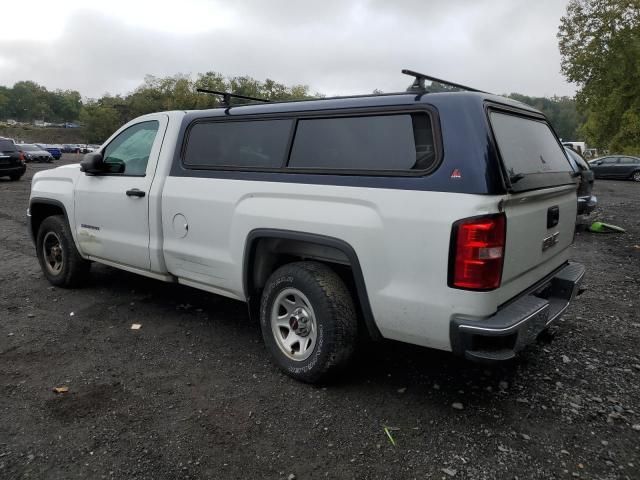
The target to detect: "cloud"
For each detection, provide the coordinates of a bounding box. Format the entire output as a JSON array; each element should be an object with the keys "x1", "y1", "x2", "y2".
[{"x1": 0, "y1": 0, "x2": 574, "y2": 99}]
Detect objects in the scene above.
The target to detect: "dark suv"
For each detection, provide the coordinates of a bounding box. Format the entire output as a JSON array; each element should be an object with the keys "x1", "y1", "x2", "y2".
[
  {"x1": 0, "y1": 138, "x2": 26, "y2": 181},
  {"x1": 564, "y1": 147, "x2": 597, "y2": 215}
]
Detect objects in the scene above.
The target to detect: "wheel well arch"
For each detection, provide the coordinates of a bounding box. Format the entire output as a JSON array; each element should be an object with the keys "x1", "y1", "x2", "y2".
[
  {"x1": 243, "y1": 229, "x2": 382, "y2": 340},
  {"x1": 29, "y1": 198, "x2": 68, "y2": 243}
]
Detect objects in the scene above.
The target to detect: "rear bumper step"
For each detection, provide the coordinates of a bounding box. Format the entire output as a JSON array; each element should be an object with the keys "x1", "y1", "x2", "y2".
[{"x1": 450, "y1": 261, "x2": 585, "y2": 362}]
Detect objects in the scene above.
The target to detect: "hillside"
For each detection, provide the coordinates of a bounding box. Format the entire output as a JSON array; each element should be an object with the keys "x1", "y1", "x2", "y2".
[{"x1": 0, "y1": 125, "x2": 87, "y2": 144}]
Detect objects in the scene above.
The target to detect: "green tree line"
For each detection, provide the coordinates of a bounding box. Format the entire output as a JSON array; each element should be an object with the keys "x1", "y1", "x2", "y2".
[
  {"x1": 79, "y1": 72, "x2": 317, "y2": 143},
  {"x1": 559, "y1": 0, "x2": 640, "y2": 154},
  {"x1": 0, "y1": 72, "x2": 596, "y2": 147},
  {"x1": 0, "y1": 81, "x2": 81, "y2": 123}
]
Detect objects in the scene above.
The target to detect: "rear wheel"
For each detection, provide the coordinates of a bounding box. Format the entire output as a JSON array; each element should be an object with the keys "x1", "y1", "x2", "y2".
[
  {"x1": 260, "y1": 261, "x2": 358, "y2": 383},
  {"x1": 9, "y1": 174, "x2": 22, "y2": 181},
  {"x1": 632, "y1": 170, "x2": 640, "y2": 182},
  {"x1": 36, "y1": 215, "x2": 90, "y2": 287}
]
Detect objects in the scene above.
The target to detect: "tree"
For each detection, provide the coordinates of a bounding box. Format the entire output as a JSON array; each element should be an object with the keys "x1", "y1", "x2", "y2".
[
  {"x1": 50, "y1": 89, "x2": 82, "y2": 122},
  {"x1": 8, "y1": 81, "x2": 50, "y2": 121},
  {"x1": 80, "y1": 102, "x2": 121, "y2": 143},
  {"x1": 558, "y1": 0, "x2": 640, "y2": 153},
  {"x1": 0, "y1": 87, "x2": 9, "y2": 119}
]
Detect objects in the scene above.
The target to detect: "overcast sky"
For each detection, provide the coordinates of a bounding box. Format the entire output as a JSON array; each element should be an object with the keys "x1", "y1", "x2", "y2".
[{"x1": 0, "y1": 0, "x2": 575, "y2": 99}]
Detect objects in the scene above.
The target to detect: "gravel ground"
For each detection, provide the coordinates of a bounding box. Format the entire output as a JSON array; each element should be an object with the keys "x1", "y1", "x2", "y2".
[{"x1": 1, "y1": 156, "x2": 639, "y2": 480}]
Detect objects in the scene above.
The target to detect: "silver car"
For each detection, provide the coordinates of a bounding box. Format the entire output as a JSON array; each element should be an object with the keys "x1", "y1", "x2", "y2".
[{"x1": 18, "y1": 144, "x2": 53, "y2": 163}]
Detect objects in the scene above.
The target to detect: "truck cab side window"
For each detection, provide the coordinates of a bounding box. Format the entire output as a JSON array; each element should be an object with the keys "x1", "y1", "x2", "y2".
[{"x1": 102, "y1": 121, "x2": 160, "y2": 175}]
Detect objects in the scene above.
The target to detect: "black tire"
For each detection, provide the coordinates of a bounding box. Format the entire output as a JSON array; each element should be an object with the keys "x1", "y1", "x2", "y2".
[
  {"x1": 36, "y1": 215, "x2": 90, "y2": 287},
  {"x1": 260, "y1": 261, "x2": 358, "y2": 383},
  {"x1": 631, "y1": 170, "x2": 640, "y2": 182},
  {"x1": 9, "y1": 174, "x2": 22, "y2": 181}
]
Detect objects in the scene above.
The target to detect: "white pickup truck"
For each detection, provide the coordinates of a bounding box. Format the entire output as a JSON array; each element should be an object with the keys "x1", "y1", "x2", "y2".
[{"x1": 28, "y1": 84, "x2": 585, "y2": 383}]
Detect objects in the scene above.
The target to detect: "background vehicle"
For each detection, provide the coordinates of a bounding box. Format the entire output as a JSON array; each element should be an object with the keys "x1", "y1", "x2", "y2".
[
  {"x1": 36, "y1": 144, "x2": 62, "y2": 160},
  {"x1": 61, "y1": 144, "x2": 80, "y2": 153},
  {"x1": 0, "y1": 137, "x2": 26, "y2": 180},
  {"x1": 18, "y1": 144, "x2": 54, "y2": 163},
  {"x1": 562, "y1": 141, "x2": 587, "y2": 155},
  {"x1": 589, "y1": 155, "x2": 640, "y2": 181},
  {"x1": 27, "y1": 74, "x2": 584, "y2": 383},
  {"x1": 564, "y1": 147, "x2": 597, "y2": 215}
]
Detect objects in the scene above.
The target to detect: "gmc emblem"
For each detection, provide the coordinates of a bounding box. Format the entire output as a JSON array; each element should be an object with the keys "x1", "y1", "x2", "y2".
[{"x1": 542, "y1": 232, "x2": 560, "y2": 251}]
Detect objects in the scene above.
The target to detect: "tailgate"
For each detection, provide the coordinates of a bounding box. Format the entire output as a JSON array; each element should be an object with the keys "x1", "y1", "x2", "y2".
[
  {"x1": 501, "y1": 185, "x2": 577, "y2": 286},
  {"x1": 489, "y1": 110, "x2": 577, "y2": 297}
]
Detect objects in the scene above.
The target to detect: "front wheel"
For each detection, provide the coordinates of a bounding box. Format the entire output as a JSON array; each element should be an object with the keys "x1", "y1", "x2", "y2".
[
  {"x1": 632, "y1": 170, "x2": 640, "y2": 182},
  {"x1": 260, "y1": 261, "x2": 358, "y2": 383},
  {"x1": 36, "y1": 215, "x2": 90, "y2": 287}
]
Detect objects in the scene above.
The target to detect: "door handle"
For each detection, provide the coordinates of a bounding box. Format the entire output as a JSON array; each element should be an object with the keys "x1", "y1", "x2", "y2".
[{"x1": 126, "y1": 189, "x2": 146, "y2": 198}]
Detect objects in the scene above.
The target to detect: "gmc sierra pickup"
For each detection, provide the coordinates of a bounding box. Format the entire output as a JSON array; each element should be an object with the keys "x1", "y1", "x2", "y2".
[{"x1": 28, "y1": 78, "x2": 585, "y2": 383}]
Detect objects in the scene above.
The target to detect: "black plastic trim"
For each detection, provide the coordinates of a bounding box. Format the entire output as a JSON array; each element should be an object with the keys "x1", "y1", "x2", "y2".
[
  {"x1": 450, "y1": 261, "x2": 585, "y2": 360},
  {"x1": 242, "y1": 228, "x2": 382, "y2": 340},
  {"x1": 28, "y1": 198, "x2": 69, "y2": 245},
  {"x1": 179, "y1": 105, "x2": 444, "y2": 178},
  {"x1": 0, "y1": 165, "x2": 26, "y2": 175}
]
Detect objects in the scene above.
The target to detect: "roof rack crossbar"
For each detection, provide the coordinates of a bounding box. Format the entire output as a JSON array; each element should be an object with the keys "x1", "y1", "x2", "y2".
[
  {"x1": 401, "y1": 69, "x2": 487, "y2": 93},
  {"x1": 196, "y1": 88, "x2": 270, "y2": 107}
]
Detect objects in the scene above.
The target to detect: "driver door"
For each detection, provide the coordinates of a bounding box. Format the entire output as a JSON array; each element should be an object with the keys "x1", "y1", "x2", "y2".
[{"x1": 74, "y1": 115, "x2": 168, "y2": 270}]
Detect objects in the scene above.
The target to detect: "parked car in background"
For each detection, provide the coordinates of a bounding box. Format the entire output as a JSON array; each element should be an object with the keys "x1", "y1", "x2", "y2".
[
  {"x1": 562, "y1": 141, "x2": 587, "y2": 156},
  {"x1": 564, "y1": 147, "x2": 597, "y2": 215},
  {"x1": 588, "y1": 155, "x2": 640, "y2": 182},
  {"x1": 18, "y1": 144, "x2": 53, "y2": 163},
  {"x1": 36, "y1": 144, "x2": 62, "y2": 160},
  {"x1": 61, "y1": 144, "x2": 81, "y2": 153},
  {"x1": 0, "y1": 137, "x2": 26, "y2": 180}
]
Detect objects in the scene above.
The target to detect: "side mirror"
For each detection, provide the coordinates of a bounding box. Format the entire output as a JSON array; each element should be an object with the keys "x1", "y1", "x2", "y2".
[{"x1": 80, "y1": 152, "x2": 104, "y2": 174}]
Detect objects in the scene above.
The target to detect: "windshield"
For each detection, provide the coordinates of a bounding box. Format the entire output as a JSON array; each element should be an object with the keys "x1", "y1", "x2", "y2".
[{"x1": 490, "y1": 111, "x2": 574, "y2": 191}]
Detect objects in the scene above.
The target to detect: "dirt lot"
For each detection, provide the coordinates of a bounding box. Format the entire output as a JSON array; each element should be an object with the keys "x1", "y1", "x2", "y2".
[{"x1": 1, "y1": 156, "x2": 639, "y2": 480}]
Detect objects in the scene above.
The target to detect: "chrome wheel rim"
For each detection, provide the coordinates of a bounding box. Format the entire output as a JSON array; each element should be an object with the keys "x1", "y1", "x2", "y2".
[
  {"x1": 633, "y1": 171, "x2": 640, "y2": 182},
  {"x1": 43, "y1": 232, "x2": 64, "y2": 276},
  {"x1": 270, "y1": 288, "x2": 317, "y2": 361}
]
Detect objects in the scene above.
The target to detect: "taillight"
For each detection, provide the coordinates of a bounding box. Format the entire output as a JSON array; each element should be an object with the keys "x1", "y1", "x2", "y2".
[
  {"x1": 18, "y1": 152, "x2": 25, "y2": 163},
  {"x1": 449, "y1": 213, "x2": 506, "y2": 291}
]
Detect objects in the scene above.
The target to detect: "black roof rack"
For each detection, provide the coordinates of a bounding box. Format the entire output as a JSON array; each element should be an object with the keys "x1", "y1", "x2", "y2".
[
  {"x1": 196, "y1": 88, "x2": 270, "y2": 107},
  {"x1": 402, "y1": 69, "x2": 488, "y2": 94},
  {"x1": 192, "y1": 70, "x2": 490, "y2": 112}
]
